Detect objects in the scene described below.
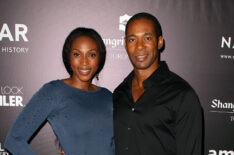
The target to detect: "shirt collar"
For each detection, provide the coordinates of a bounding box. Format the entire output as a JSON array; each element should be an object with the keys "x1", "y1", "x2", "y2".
[{"x1": 123, "y1": 61, "x2": 170, "y2": 89}]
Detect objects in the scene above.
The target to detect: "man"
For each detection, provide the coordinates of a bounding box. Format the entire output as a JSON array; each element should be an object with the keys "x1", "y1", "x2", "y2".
[{"x1": 113, "y1": 12, "x2": 203, "y2": 155}]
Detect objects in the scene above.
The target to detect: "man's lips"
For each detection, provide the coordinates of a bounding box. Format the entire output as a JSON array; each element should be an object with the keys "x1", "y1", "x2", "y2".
[{"x1": 135, "y1": 54, "x2": 148, "y2": 62}]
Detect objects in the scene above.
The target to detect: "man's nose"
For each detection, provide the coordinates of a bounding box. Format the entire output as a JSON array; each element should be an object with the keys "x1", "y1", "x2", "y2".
[{"x1": 137, "y1": 39, "x2": 144, "y2": 51}]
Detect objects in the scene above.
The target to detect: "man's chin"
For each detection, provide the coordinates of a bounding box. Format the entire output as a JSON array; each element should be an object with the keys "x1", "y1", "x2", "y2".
[{"x1": 133, "y1": 64, "x2": 151, "y2": 70}]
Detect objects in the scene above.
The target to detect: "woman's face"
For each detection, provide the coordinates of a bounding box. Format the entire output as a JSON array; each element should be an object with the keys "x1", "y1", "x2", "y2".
[{"x1": 70, "y1": 36, "x2": 99, "y2": 83}]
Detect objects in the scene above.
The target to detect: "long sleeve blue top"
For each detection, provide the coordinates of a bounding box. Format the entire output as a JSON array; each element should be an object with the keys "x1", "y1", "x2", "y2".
[{"x1": 5, "y1": 80, "x2": 114, "y2": 155}]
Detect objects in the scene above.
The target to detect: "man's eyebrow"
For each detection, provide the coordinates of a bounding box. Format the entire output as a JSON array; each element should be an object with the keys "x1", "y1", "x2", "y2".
[
  {"x1": 144, "y1": 33, "x2": 153, "y2": 36},
  {"x1": 126, "y1": 33, "x2": 153, "y2": 38},
  {"x1": 126, "y1": 34, "x2": 136, "y2": 38}
]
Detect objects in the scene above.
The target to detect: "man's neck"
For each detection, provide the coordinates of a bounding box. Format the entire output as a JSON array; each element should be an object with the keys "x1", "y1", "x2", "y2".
[{"x1": 133, "y1": 63, "x2": 160, "y2": 88}]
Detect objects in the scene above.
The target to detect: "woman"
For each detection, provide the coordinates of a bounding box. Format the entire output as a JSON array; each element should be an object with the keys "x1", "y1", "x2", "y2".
[{"x1": 4, "y1": 27, "x2": 114, "y2": 155}]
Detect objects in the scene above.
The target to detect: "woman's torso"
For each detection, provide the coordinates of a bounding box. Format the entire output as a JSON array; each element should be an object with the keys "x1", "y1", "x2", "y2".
[{"x1": 47, "y1": 80, "x2": 114, "y2": 155}]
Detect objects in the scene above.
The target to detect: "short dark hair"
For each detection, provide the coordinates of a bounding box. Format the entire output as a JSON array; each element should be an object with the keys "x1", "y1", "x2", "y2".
[
  {"x1": 125, "y1": 12, "x2": 163, "y2": 38},
  {"x1": 62, "y1": 27, "x2": 106, "y2": 77}
]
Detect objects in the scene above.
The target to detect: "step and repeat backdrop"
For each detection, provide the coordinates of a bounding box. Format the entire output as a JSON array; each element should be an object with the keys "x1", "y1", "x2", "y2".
[{"x1": 0, "y1": 0, "x2": 234, "y2": 154}]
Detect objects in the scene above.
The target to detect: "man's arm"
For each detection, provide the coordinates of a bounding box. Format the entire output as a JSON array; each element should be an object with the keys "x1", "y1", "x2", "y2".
[{"x1": 176, "y1": 89, "x2": 203, "y2": 155}]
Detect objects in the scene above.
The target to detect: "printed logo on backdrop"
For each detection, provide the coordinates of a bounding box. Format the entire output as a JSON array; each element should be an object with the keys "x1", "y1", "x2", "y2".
[
  {"x1": 0, "y1": 23, "x2": 29, "y2": 54},
  {"x1": 0, "y1": 142, "x2": 9, "y2": 155},
  {"x1": 102, "y1": 14, "x2": 132, "y2": 60},
  {"x1": 208, "y1": 149, "x2": 234, "y2": 155},
  {"x1": 210, "y1": 98, "x2": 234, "y2": 122},
  {"x1": 0, "y1": 86, "x2": 24, "y2": 107},
  {"x1": 119, "y1": 14, "x2": 131, "y2": 31},
  {"x1": 220, "y1": 36, "x2": 234, "y2": 60}
]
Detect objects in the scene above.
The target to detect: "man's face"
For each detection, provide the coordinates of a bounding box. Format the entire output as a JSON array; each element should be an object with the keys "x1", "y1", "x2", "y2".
[{"x1": 125, "y1": 18, "x2": 163, "y2": 70}]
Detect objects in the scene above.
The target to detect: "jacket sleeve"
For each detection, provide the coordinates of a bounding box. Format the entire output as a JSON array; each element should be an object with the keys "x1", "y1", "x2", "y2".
[
  {"x1": 175, "y1": 89, "x2": 203, "y2": 155},
  {"x1": 4, "y1": 83, "x2": 55, "y2": 155}
]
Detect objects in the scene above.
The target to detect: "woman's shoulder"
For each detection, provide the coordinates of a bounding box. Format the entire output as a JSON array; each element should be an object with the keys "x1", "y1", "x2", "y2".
[
  {"x1": 99, "y1": 87, "x2": 112, "y2": 95},
  {"x1": 97, "y1": 87, "x2": 113, "y2": 102},
  {"x1": 40, "y1": 79, "x2": 61, "y2": 89},
  {"x1": 36, "y1": 80, "x2": 64, "y2": 96}
]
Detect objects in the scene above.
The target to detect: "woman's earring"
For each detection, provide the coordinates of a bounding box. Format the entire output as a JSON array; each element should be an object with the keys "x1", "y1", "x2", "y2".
[{"x1": 96, "y1": 74, "x2": 99, "y2": 81}]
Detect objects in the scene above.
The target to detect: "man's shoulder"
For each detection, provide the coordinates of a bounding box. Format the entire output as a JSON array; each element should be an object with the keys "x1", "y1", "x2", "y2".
[
  {"x1": 162, "y1": 70, "x2": 201, "y2": 108},
  {"x1": 165, "y1": 70, "x2": 193, "y2": 91},
  {"x1": 113, "y1": 71, "x2": 133, "y2": 95},
  {"x1": 156, "y1": 69, "x2": 198, "y2": 100},
  {"x1": 113, "y1": 80, "x2": 128, "y2": 95}
]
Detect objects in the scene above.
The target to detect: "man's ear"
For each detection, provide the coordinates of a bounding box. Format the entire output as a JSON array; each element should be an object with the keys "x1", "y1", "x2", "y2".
[
  {"x1": 124, "y1": 37, "x2": 127, "y2": 50},
  {"x1": 157, "y1": 36, "x2": 163, "y2": 50}
]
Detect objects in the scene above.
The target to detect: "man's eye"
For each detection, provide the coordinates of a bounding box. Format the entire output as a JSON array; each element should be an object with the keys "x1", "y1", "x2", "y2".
[
  {"x1": 145, "y1": 36, "x2": 152, "y2": 41},
  {"x1": 128, "y1": 38, "x2": 135, "y2": 42}
]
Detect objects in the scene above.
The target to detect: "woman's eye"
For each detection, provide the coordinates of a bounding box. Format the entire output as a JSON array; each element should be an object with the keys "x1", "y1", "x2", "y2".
[
  {"x1": 73, "y1": 53, "x2": 80, "y2": 57},
  {"x1": 89, "y1": 53, "x2": 96, "y2": 58}
]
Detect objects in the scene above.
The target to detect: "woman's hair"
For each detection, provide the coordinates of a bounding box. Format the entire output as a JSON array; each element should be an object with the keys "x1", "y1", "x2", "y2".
[
  {"x1": 62, "y1": 27, "x2": 106, "y2": 78},
  {"x1": 55, "y1": 137, "x2": 65, "y2": 155}
]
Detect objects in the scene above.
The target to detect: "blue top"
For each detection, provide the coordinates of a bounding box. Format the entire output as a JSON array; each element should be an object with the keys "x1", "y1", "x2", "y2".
[{"x1": 5, "y1": 80, "x2": 114, "y2": 155}]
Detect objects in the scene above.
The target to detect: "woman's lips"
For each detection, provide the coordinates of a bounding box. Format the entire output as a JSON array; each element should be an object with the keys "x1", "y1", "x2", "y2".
[{"x1": 78, "y1": 68, "x2": 91, "y2": 75}]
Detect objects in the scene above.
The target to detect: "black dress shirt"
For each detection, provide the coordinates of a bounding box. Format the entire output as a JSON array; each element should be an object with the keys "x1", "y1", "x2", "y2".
[{"x1": 113, "y1": 61, "x2": 203, "y2": 155}]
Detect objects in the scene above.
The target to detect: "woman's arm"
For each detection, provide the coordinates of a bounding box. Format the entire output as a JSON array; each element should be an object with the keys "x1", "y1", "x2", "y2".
[{"x1": 4, "y1": 83, "x2": 55, "y2": 155}]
